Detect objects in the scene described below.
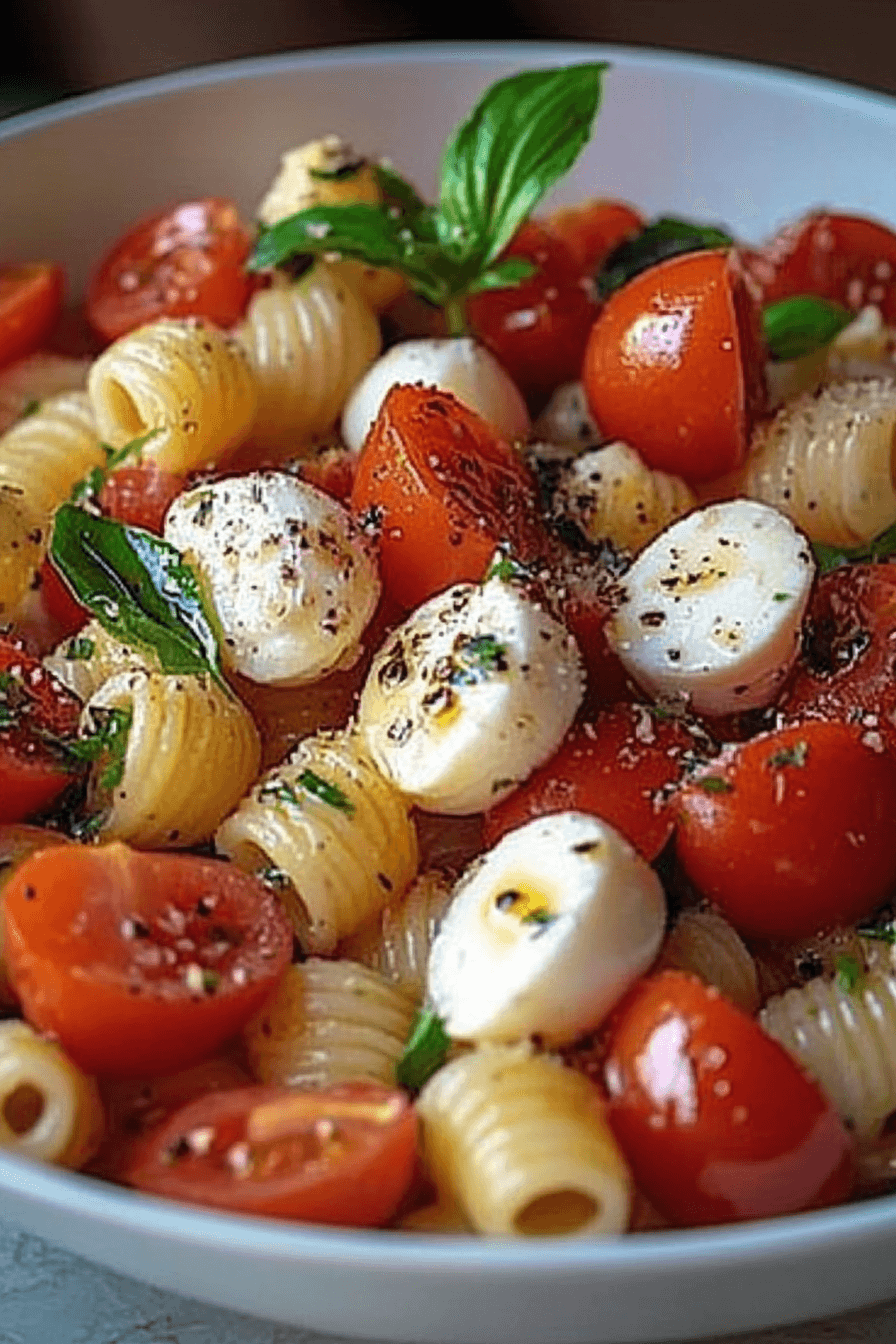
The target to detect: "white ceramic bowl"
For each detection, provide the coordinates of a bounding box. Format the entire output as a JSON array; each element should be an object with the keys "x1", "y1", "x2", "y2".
[{"x1": 3, "y1": 41, "x2": 896, "y2": 1344}]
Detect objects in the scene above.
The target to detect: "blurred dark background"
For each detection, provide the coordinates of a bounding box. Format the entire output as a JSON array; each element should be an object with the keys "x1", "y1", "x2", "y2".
[{"x1": 4, "y1": 0, "x2": 896, "y2": 113}]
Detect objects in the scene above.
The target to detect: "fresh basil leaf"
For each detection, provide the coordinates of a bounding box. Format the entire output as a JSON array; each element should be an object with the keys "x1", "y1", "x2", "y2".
[
  {"x1": 308, "y1": 158, "x2": 365, "y2": 182},
  {"x1": 834, "y1": 953, "x2": 863, "y2": 994},
  {"x1": 66, "y1": 706, "x2": 132, "y2": 791},
  {"x1": 373, "y1": 162, "x2": 429, "y2": 215},
  {"x1": 49, "y1": 504, "x2": 227, "y2": 690},
  {"x1": 251, "y1": 202, "x2": 419, "y2": 272},
  {"x1": 762, "y1": 295, "x2": 853, "y2": 362},
  {"x1": 813, "y1": 519, "x2": 896, "y2": 574},
  {"x1": 596, "y1": 216, "x2": 736, "y2": 297},
  {"x1": 396, "y1": 1008, "x2": 451, "y2": 1092},
  {"x1": 465, "y1": 257, "x2": 537, "y2": 295}
]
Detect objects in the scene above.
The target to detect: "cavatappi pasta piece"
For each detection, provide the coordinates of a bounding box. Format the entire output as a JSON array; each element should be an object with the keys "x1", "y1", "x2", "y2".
[
  {"x1": 0, "y1": 352, "x2": 92, "y2": 435},
  {"x1": 44, "y1": 619, "x2": 154, "y2": 702},
  {"x1": 215, "y1": 728, "x2": 418, "y2": 954},
  {"x1": 729, "y1": 379, "x2": 896, "y2": 548},
  {"x1": 82, "y1": 669, "x2": 261, "y2": 849},
  {"x1": 243, "y1": 958, "x2": 416, "y2": 1089},
  {"x1": 416, "y1": 1044, "x2": 631, "y2": 1237},
  {"x1": 257, "y1": 135, "x2": 405, "y2": 312},
  {"x1": 356, "y1": 578, "x2": 585, "y2": 815},
  {"x1": 553, "y1": 440, "x2": 696, "y2": 555},
  {"x1": 0, "y1": 485, "x2": 43, "y2": 619},
  {"x1": 340, "y1": 868, "x2": 454, "y2": 1001},
  {"x1": 657, "y1": 905, "x2": 760, "y2": 1015},
  {"x1": 163, "y1": 473, "x2": 380, "y2": 686},
  {"x1": 236, "y1": 267, "x2": 381, "y2": 454},
  {"x1": 0, "y1": 1021, "x2": 103, "y2": 1169},
  {"x1": 88, "y1": 318, "x2": 257, "y2": 473}
]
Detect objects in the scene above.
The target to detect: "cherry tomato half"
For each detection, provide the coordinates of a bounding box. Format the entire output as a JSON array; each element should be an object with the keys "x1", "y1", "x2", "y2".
[
  {"x1": 604, "y1": 971, "x2": 855, "y2": 1226},
  {"x1": 583, "y1": 249, "x2": 766, "y2": 482},
  {"x1": 86, "y1": 199, "x2": 255, "y2": 343},
  {"x1": 675, "y1": 721, "x2": 896, "y2": 941},
  {"x1": 126, "y1": 1082, "x2": 417, "y2": 1226},
  {"x1": 0, "y1": 638, "x2": 82, "y2": 823},
  {"x1": 99, "y1": 465, "x2": 187, "y2": 534},
  {"x1": 0, "y1": 263, "x2": 65, "y2": 369},
  {"x1": 546, "y1": 199, "x2": 645, "y2": 276},
  {"x1": 2, "y1": 842, "x2": 293, "y2": 1077},
  {"x1": 350, "y1": 384, "x2": 547, "y2": 611},
  {"x1": 38, "y1": 558, "x2": 88, "y2": 637}
]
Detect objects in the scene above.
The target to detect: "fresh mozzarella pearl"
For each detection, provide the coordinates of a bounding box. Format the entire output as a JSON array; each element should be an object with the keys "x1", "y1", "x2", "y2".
[
  {"x1": 607, "y1": 499, "x2": 815, "y2": 716},
  {"x1": 356, "y1": 577, "x2": 584, "y2": 815},
  {"x1": 428, "y1": 811, "x2": 666, "y2": 1045},
  {"x1": 340, "y1": 338, "x2": 530, "y2": 452},
  {"x1": 163, "y1": 472, "x2": 380, "y2": 686},
  {"x1": 533, "y1": 380, "x2": 602, "y2": 448}
]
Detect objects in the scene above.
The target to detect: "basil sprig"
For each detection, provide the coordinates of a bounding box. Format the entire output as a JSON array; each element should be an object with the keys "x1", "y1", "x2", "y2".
[
  {"x1": 250, "y1": 63, "x2": 607, "y2": 334},
  {"x1": 396, "y1": 1008, "x2": 451, "y2": 1093},
  {"x1": 49, "y1": 504, "x2": 227, "y2": 691},
  {"x1": 596, "y1": 216, "x2": 736, "y2": 297},
  {"x1": 762, "y1": 295, "x2": 853, "y2": 362},
  {"x1": 813, "y1": 519, "x2": 896, "y2": 574}
]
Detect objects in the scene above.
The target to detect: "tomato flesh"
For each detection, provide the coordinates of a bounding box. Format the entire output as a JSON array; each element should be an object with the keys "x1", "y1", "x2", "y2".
[
  {"x1": 0, "y1": 638, "x2": 81, "y2": 823},
  {"x1": 546, "y1": 199, "x2": 644, "y2": 275},
  {"x1": 126, "y1": 1082, "x2": 418, "y2": 1226},
  {"x1": 0, "y1": 263, "x2": 65, "y2": 369},
  {"x1": 99, "y1": 465, "x2": 187, "y2": 533},
  {"x1": 2, "y1": 842, "x2": 293, "y2": 1077},
  {"x1": 604, "y1": 971, "x2": 855, "y2": 1226}
]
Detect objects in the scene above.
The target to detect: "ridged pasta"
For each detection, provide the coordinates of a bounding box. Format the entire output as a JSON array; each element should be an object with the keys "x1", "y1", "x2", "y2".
[
  {"x1": 0, "y1": 484, "x2": 43, "y2": 619},
  {"x1": 257, "y1": 136, "x2": 405, "y2": 312},
  {"x1": 243, "y1": 958, "x2": 416, "y2": 1089},
  {"x1": 0, "y1": 352, "x2": 92, "y2": 435},
  {"x1": 340, "y1": 868, "x2": 454, "y2": 1001},
  {"x1": 416, "y1": 1045, "x2": 631, "y2": 1237},
  {"x1": 0, "y1": 1021, "x2": 103, "y2": 1169},
  {"x1": 760, "y1": 964, "x2": 896, "y2": 1139},
  {"x1": 88, "y1": 317, "x2": 257, "y2": 473},
  {"x1": 44, "y1": 619, "x2": 153, "y2": 702},
  {"x1": 82, "y1": 668, "x2": 261, "y2": 849},
  {"x1": 553, "y1": 440, "x2": 696, "y2": 554},
  {"x1": 727, "y1": 379, "x2": 896, "y2": 547},
  {"x1": 215, "y1": 728, "x2": 418, "y2": 954},
  {"x1": 236, "y1": 268, "x2": 381, "y2": 453},
  {"x1": 658, "y1": 905, "x2": 760, "y2": 1015}
]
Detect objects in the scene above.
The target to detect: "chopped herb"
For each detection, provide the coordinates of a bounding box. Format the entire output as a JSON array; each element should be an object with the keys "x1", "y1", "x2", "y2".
[
  {"x1": 835, "y1": 954, "x2": 863, "y2": 994},
  {"x1": 65, "y1": 707, "x2": 133, "y2": 791},
  {"x1": 202, "y1": 970, "x2": 221, "y2": 994},
  {"x1": 485, "y1": 550, "x2": 531, "y2": 583},
  {"x1": 857, "y1": 914, "x2": 896, "y2": 945},
  {"x1": 71, "y1": 809, "x2": 109, "y2": 841},
  {"x1": 762, "y1": 295, "x2": 852, "y2": 362},
  {"x1": 768, "y1": 740, "x2": 809, "y2": 770},
  {"x1": 596, "y1": 215, "x2": 736, "y2": 297},
  {"x1": 396, "y1": 1008, "x2": 451, "y2": 1093},
  {"x1": 521, "y1": 908, "x2": 557, "y2": 927},
  {"x1": 64, "y1": 636, "x2": 95, "y2": 661},
  {"x1": 297, "y1": 768, "x2": 354, "y2": 815},
  {"x1": 694, "y1": 776, "x2": 734, "y2": 793},
  {"x1": 450, "y1": 634, "x2": 509, "y2": 685},
  {"x1": 258, "y1": 779, "x2": 302, "y2": 809},
  {"x1": 813, "y1": 519, "x2": 896, "y2": 574},
  {"x1": 773, "y1": 592, "x2": 791, "y2": 602},
  {"x1": 259, "y1": 866, "x2": 292, "y2": 891},
  {"x1": 19, "y1": 398, "x2": 40, "y2": 420},
  {"x1": 308, "y1": 159, "x2": 364, "y2": 182},
  {"x1": 70, "y1": 428, "x2": 163, "y2": 506}
]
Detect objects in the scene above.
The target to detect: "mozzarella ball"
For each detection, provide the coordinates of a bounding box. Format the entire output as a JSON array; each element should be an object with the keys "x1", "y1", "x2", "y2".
[{"x1": 164, "y1": 472, "x2": 380, "y2": 686}]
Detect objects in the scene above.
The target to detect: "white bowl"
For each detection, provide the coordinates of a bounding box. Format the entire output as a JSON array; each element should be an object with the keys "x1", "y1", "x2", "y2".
[{"x1": 3, "y1": 41, "x2": 896, "y2": 1344}]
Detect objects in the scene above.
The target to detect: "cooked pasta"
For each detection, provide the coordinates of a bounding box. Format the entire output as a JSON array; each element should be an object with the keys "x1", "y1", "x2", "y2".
[
  {"x1": 0, "y1": 352, "x2": 92, "y2": 435},
  {"x1": 243, "y1": 958, "x2": 416, "y2": 1089},
  {"x1": 236, "y1": 267, "x2": 381, "y2": 454},
  {"x1": 416, "y1": 1044, "x2": 632, "y2": 1237},
  {"x1": 552, "y1": 439, "x2": 696, "y2": 554},
  {"x1": 256, "y1": 135, "x2": 405, "y2": 311},
  {"x1": 81, "y1": 668, "x2": 261, "y2": 849},
  {"x1": 0, "y1": 485, "x2": 43, "y2": 618},
  {"x1": 44, "y1": 619, "x2": 154, "y2": 702},
  {"x1": 658, "y1": 905, "x2": 760, "y2": 1014},
  {"x1": 215, "y1": 728, "x2": 418, "y2": 954},
  {"x1": 0, "y1": 1021, "x2": 103, "y2": 1169},
  {"x1": 340, "y1": 868, "x2": 454, "y2": 1001},
  {"x1": 88, "y1": 317, "x2": 257, "y2": 473}
]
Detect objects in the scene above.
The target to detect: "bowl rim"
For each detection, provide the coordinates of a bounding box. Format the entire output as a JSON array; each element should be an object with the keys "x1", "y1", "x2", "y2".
[{"x1": 3, "y1": 37, "x2": 896, "y2": 1274}]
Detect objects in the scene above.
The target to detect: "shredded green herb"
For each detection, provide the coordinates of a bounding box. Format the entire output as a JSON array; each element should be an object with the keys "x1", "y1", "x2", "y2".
[
  {"x1": 450, "y1": 634, "x2": 509, "y2": 685},
  {"x1": 396, "y1": 1008, "x2": 451, "y2": 1093},
  {"x1": 694, "y1": 775, "x2": 734, "y2": 794},
  {"x1": 296, "y1": 768, "x2": 354, "y2": 815},
  {"x1": 834, "y1": 954, "x2": 863, "y2": 994},
  {"x1": 768, "y1": 740, "x2": 809, "y2": 770},
  {"x1": 65, "y1": 707, "x2": 133, "y2": 791},
  {"x1": 64, "y1": 636, "x2": 95, "y2": 661}
]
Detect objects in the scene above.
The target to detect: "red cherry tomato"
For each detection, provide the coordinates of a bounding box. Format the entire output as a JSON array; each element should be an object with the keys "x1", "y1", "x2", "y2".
[
  {"x1": 604, "y1": 971, "x2": 855, "y2": 1226},
  {"x1": 350, "y1": 384, "x2": 547, "y2": 611},
  {"x1": 0, "y1": 263, "x2": 65, "y2": 369},
  {"x1": 125, "y1": 1082, "x2": 417, "y2": 1226},
  {"x1": 484, "y1": 705, "x2": 691, "y2": 862},
  {"x1": 38, "y1": 558, "x2": 89, "y2": 637},
  {"x1": 675, "y1": 721, "x2": 896, "y2": 941},
  {"x1": 297, "y1": 442, "x2": 356, "y2": 503},
  {"x1": 582, "y1": 249, "x2": 766, "y2": 482},
  {"x1": 550, "y1": 554, "x2": 633, "y2": 710},
  {"x1": 99, "y1": 465, "x2": 187, "y2": 533},
  {"x1": 86, "y1": 199, "x2": 255, "y2": 343},
  {"x1": 546, "y1": 199, "x2": 644, "y2": 275},
  {"x1": 0, "y1": 638, "x2": 82, "y2": 823},
  {"x1": 780, "y1": 563, "x2": 896, "y2": 755},
  {"x1": 466, "y1": 222, "x2": 601, "y2": 405},
  {"x1": 745, "y1": 212, "x2": 896, "y2": 322},
  {"x1": 2, "y1": 842, "x2": 293, "y2": 1077}
]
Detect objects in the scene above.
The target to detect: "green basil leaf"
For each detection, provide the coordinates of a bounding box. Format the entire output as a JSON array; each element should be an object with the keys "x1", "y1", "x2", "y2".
[
  {"x1": 596, "y1": 216, "x2": 736, "y2": 297},
  {"x1": 49, "y1": 504, "x2": 226, "y2": 690},
  {"x1": 465, "y1": 256, "x2": 537, "y2": 295},
  {"x1": 813, "y1": 519, "x2": 896, "y2": 574},
  {"x1": 373, "y1": 162, "x2": 429, "y2": 215},
  {"x1": 439, "y1": 63, "x2": 607, "y2": 271},
  {"x1": 65, "y1": 706, "x2": 132, "y2": 791},
  {"x1": 396, "y1": 1008, "x2": 451, "y2": 1093},
  {"x1": 762, "y1": 295, "x2": 853, "y2": 362}
]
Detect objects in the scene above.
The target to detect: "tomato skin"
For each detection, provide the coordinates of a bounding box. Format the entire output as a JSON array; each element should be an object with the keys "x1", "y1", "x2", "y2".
[
  {"x1": 484, "y1": 705, "x2": 690, "y2": 862},
  {"x1": 604, "y1": 971, "x2": 855, "y2": 1226},
  {"x1": 0, "y1": 263, "x2": 65, "y2": 369},
  {"x1": 466, "y1": 222, "x2": 601, "y2": 405},
  {"x1": 582, "y1": 249, "x2": 766, "y2": 482},
  {"x1": 38, "y1": 558, "x2": 88, "y2": 636},
  {"x1": 745, "y1": 212, "x2": 896, "y2": 322},
  {"x1": 0, "y1": 639, "x2": 81, "y2": 824},
  {"x1": 349, "y1": 384, "x2": 547, "y2": 611},
  {"x1": 99, "y1": 465, "x2": 187, "y2": 533},
  {"x1": 125, "y1": 1082, "x2": 417, "y2": 1227},
  {"x1": 546, "y1": 199, "x2": 645, "y2": 275},
  {"x1": 86, "y1": 199, "x2": 255, "y2": 343},
  {"x1": 675, "y1": 721, "x2": 896, "y2": 941},
  {"x1": 2, "y1": 842, "x2": 293, "y2": 1077}
]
